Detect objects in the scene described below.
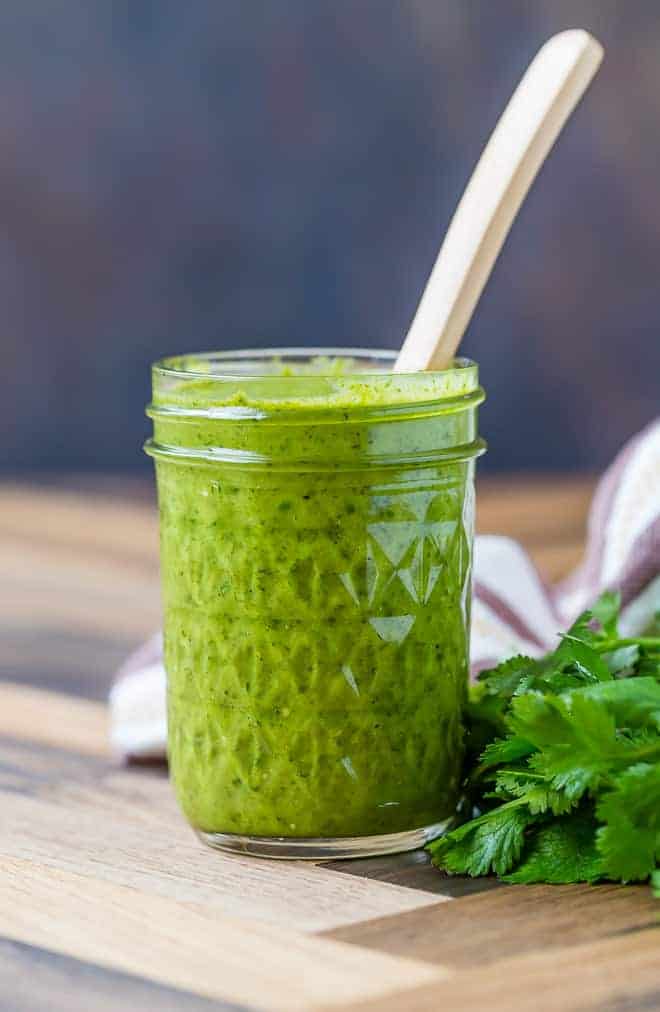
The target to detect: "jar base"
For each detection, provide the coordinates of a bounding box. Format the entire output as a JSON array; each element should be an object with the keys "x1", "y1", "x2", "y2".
[{"x1": 196, "y1": 819, "x2": 451, "y2": 860}]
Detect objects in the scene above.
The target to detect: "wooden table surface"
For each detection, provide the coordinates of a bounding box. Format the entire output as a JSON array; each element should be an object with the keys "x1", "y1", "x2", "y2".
[{"x1": 2, "y1": 476, "x2": 659, "y2": 1012}]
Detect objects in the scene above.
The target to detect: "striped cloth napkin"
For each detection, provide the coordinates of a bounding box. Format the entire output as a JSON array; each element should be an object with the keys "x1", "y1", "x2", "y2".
[{"x1": 110, "y1": 420, "x2": 660, "y2": 760}]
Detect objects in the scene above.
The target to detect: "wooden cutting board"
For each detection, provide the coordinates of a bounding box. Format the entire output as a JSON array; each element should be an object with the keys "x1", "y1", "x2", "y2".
[{"x1": 2, "y1": 479, "x2": 658, "y2": 1011}]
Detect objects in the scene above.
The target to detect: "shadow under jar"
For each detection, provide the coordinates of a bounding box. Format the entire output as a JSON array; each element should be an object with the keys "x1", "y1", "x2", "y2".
[{"x1": 146, "y1": 349, "x2": 485, "y2": 859}]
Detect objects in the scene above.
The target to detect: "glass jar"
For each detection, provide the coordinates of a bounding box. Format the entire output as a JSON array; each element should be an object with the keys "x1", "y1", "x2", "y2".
[{"x1": 146, "y1": 349, "x2": 485, "y2": 858}]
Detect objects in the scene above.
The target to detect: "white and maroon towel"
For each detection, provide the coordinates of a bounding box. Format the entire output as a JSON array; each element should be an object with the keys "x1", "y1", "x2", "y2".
[{"x1": 110, "y1": 419, "x2": 660, "y2": 760}]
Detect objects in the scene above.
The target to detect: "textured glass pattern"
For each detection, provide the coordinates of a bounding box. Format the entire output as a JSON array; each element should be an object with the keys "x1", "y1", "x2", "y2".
[{"x1": 159, "y1": 458, "x2": 474, "y2": 838}]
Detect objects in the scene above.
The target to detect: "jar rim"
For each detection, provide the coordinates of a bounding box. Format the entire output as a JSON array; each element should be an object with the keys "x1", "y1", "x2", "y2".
[
  {"x1": 154, "y1": 346, "x2": 400, "y2": 380},
  {"x1": 151, "y1": 347, "x2": 482, "y2": 411},
  {"x1": 147, "y1": 348, "x2": 485, "y2": 469},
  {"x1": 153, "y1": 347, "x2": 480, "y2": 380}
]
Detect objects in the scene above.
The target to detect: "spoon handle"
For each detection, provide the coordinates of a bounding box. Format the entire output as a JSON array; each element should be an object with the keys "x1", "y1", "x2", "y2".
[{"x1": 394, "y1": 29, "x2": 603, "y2": 373}]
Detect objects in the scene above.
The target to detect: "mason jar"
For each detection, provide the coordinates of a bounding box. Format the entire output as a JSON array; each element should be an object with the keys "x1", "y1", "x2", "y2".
[{"x1": 146, "y1": 349, "x2": 485, "y2": 859}]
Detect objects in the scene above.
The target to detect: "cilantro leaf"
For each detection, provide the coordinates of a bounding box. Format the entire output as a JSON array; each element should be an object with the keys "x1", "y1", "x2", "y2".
[
  {"x1": 591, "y1": 590, "x2": 621, "y2": 637},
  {"x1": 575, "y1": 677, "x2": 660, "y2": 732},
  {"x1": 479, "y1": 734, "x2": 535, "y2": 771},
  {"x1": 596, "y1": 763, "x2": 660, "y2": 882},
  {"x1": 503, "y1": 807, "x2": 603, "y2": 884},
  {"x1": 604, "y1": 644, "x2": 640, "y2": 677},
  {"x1": 476, "y1": 654, "x2": 537, "y2": 698},
  {"x1": 427, "y1": 591, "x2": 660, "y2": 901},
  {"x1": 552, "y1": 637, "x2": 613, "y2": 682},
  {"x1": 515, "y1": 692, "x2": 625, "y2": 800},
  {"x1": 561, "y1": 601, "x2": 607, "y2": 648},
  {"x1": 493, "y1": 769, "x2": 576, "y2": 816},
  {"x1": 636, "y1": 648, "x2": 660, "y2": 680},
  {"x1": 506, "y1": 692, "x2": 621, "y2": 799},
  {"x1": 559, "y1": 591, "x2": 620, "y2": 649},
  {"x1": 428, "y1": 802, "x2": 534, "y2": 877}
]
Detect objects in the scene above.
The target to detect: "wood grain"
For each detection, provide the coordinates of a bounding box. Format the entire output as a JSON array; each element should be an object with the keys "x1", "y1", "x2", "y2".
[
  {"x1": 0, "y1": 481, "x2": 161, "y2": 698},
  {"x1": 0, "y1": 483, "x2": 158, "y2": 566},
  {"x1": 0, "y1": 936, "x2": 239, "y2": 1012},
  {"x1": 325, "y1": 850, "x2": 500, "y2": 899},
  {"x1": 0, "y1": 856, "x2": 443, "y2": 1012},
  {"x1": 338, "y1": 927, "x2": 660, "y2": 1012},
  {"x1": 0, "y1": 682, "x2": 109, "y2": 756},
  {"x1": 325, "y1": 881, "x2": 659, "y2": 968}
]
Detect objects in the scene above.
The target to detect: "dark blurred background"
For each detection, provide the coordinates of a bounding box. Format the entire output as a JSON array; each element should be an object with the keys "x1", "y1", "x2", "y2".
[{"x1": 1, "y1": 1, "x2": 658, "y2": 475}]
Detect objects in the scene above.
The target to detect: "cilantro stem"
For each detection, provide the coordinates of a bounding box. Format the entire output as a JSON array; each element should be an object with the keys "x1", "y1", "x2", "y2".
[
  {"x1": 594, "y1": 637, "x2": 660, "y2": 653},
  {"x1": 445, "y1": 795, "x2": 529, "y2": 835},
  {"x1": 497, "y1": 769, "x2": 544, "y2": 779}
]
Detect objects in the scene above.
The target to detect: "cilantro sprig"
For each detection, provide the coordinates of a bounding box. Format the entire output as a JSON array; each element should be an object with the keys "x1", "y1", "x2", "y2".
[{"x1": 428, "y1": 592, "x2": 660, "y2": 893}]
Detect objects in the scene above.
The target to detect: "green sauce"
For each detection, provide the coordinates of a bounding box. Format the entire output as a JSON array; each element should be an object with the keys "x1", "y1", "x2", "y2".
[{"x1": 149, "y1": 357, "x2": 483, "y2": 839}]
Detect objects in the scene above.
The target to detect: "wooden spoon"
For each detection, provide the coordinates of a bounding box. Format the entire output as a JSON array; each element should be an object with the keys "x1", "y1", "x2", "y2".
[{"x1": 394, "y1": 29, "x2": 603, "y2": 373}]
